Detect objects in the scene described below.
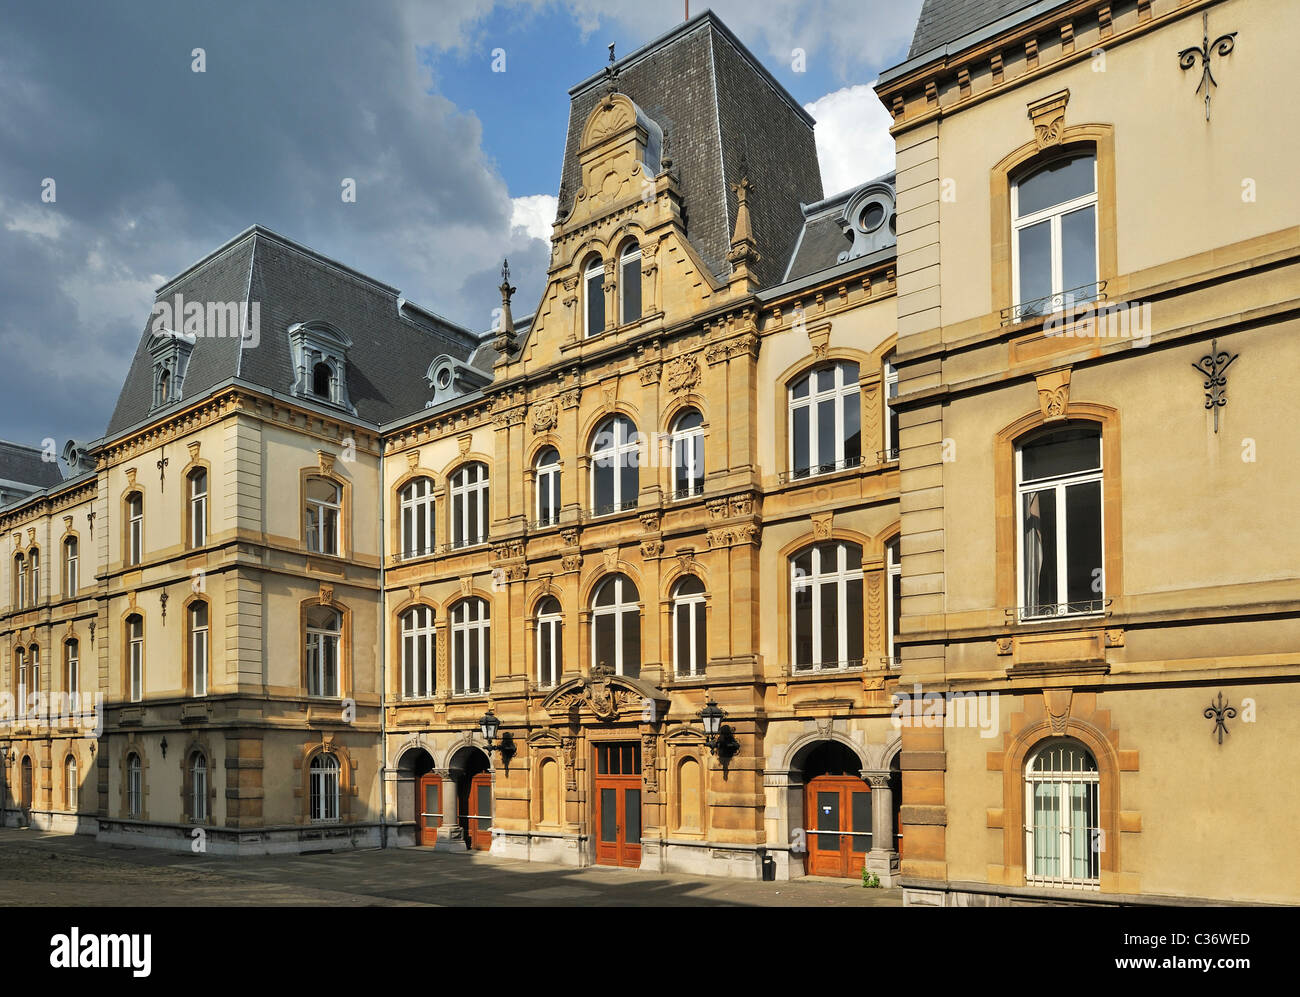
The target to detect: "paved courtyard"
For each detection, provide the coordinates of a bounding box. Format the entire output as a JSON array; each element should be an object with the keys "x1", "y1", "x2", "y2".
[{"x1": 0, "y1": 828, "x2": 903, "y2": 907}]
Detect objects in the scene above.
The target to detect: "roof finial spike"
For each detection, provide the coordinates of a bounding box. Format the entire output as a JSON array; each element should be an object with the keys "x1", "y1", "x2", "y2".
[
  {"x1": 495, "y1": 258, "x2": 517, "y2": 353},
  {"x1": 603, "y1": 42, "x2": 620, "y2": 102}
]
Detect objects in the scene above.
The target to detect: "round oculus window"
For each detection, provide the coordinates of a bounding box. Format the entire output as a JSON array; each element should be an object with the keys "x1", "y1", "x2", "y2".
[{"x1": 859, "y1": 201, "x2": 886, "y2": 232}]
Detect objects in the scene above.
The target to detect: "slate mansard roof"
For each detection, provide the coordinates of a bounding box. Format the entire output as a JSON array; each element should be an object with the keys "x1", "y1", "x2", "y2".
[
  {"x1": 105, "y1": 227, "x2": 482, "y2": 437},
  {"x1": 0, "y1": 441, "x2": 64, "y2": 507},
  {"x1": 907, "y1": 0, "x2": 1071, "y2": 60},
  {"x1": 559, "y1": 10, "x2": 824, "y2": 291}
]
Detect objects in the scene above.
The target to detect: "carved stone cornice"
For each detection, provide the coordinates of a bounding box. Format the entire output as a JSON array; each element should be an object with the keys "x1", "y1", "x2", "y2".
[{"x1": 704, "y1": 333, "x2": 759, "y2": 366}]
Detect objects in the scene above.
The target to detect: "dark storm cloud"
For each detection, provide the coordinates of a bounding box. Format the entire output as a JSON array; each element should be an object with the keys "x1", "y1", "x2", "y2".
[{"x1": 0, "y1": 0, "x2": 546, "y2": 448}]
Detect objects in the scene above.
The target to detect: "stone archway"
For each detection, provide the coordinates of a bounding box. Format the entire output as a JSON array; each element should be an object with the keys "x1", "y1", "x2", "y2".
[
  {"x1": 448, "y1": 744, "x2": 493, "y2": 850},
  {"x1": 395, "y1": 746, "x2": 435, "y2": 845}
]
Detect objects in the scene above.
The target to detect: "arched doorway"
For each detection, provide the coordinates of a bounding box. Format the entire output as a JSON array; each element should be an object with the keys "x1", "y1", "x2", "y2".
[
  {"x1": 20, "y1": 755, "x2": 33, "y2": 816},
  {"x1": 396, "y1": 747, "x2": 439, "y2": 846},
  {"x1": 799, "y1": 741, "x2": 871, "y2": 878},
  {"x1": 449, "y1": 746, "x2": 492, "y2": 851}
]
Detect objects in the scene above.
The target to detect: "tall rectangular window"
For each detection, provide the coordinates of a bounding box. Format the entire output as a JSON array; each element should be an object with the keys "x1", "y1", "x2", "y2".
[
  {"x1": 619, "y1": 245, "x2": 642, "y2": 325},
  {"x1": 128, "y1": 494, "x2": 144, "y2": 566},
  {"x1": 1011, "y1": 153, "x2": 1098, "y2": 320}
]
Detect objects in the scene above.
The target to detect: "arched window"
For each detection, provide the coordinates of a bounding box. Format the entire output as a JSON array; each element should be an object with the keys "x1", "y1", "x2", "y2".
[
  {"x1": 1016, "y1": 424, "x2": 1103, "y2": 619},
  {"x1": 14, "y1": 647, "x2": 26, "y2": 714},
  {"x1": 670, "y1": 409, "x2": 704, "y2": 500},
  {"x1": 305, "y1": 477, "x2": 341, "y2": 555},
  {"x1": 535, "y1": 448, "x2": 561, "y2": 527},
  {"x1": 127, "y1": 492, "x2": 144, "y2": 566},
  {"x1": 536, "y1": 596, "x2": 563, "y2": 689},
  {"x1": 788, "y1": 361, "x2": 861, "y2": 479},
  {"x1": 312, "y1": 361, "x2": 333, "y2": 399},
  {"x1": 190, "y1": 751, "x2": 208, "y2": 823},
  {"x1": 791, "y1": 541, "x2": 864, "y2": 671},
  {"x1": 584, "y1": 256, "x2": 605, "y2": 338},
  {"x1": 1011, "y1": 151, "x2": 1098, "y2": 319},
  {"x1": 64, "y1": 639, "x2": 79, "y2": 699},
  {"x1": 400, "y1": 605, "x2": 436, "y2": 699},
  {"x1": 306, "y1": 606, "x2": 341, "y2": 698},
  {"x1": 883, "y1": 352, "x2": 899, "y2": 460},
  {"x1": 309, "y1": 753, "x2": 340, "y2": 823},
  {"x1": 65, "y1": 754, "x2": 77, "y2": 812},
  {"x1": 126, "y1": 753, "x2": 143, "y2": 818},
  {"x1": 619, "y1": 242, "x2": 642, "y2": 325},
  {"x1": 449, "y1": 462, "x2": 489, "y2": 549},
  {"x1": 591, "y1": 415, "x2": 640, "y2": 516},
  {"x1": 592, "y1": 574, "x2": 640, "y2": 678},
  {"x1": 886, "y1": 537, "x2": 902, "y2": 667},
  {"x1": 29, "y1": 644, "x2": 40, "y2": 704},
  {"x1": 450, "y1": 598, "x2": 490, "y2": 696},
  {"x1": 399, "y1": 476, "x2": 435, "y2": 558},
  {"x1": 672, "y1": 575, "x2": 707, "y2": 677},
  {"x1": 63, "y1": 537, "x2": 78, "y2": 598},
  {"x1": 189, "y1": 601, "x2": 209, "y2": 697},
  {"x1": 28, "y1": 548, "x2": 39, "y2": 604},
  {"x1": 127, "y1": 614, "x2": 144, "y2": 701},
  {"x1": 14, "y1": 553, "x2": 25, "y2": 610},
  {"x1": 157, "y1": 368, "x2": 171, "y2": 405},
  {"x1": 188, "y1": 468, "x2": 207, "y2": 548},
  {"x1": 1025, "y1": 739, "x2": 1100, "y2": 887}
]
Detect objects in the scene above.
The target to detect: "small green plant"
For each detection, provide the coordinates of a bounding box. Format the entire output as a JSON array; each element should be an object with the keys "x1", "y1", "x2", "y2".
[{"x1": 861, "y1": 868, "x2": 880, "y2": 888}]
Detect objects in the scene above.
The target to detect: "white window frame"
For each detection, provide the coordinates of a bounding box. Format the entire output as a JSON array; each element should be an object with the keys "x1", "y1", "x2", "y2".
[
  {"x1": 127, "y1": 754, "x2": 142, "y2": 818},
  {"x1": 64, "y1": 539, "x2": 78, "y2": 598},
  {"x1": 536, "y1": 598, "x2": 563, "y2": 689},
  {"x1": 787, "y1": 362, "x2": 861, "y2": 479},
  {"x1": 309, "y1": 754, "x2": 340, "y2": 823},
  {"x1": 1024, "y1": 740, "x2": 1100, "y2": 889},
  {"x1": 30, "y1": 645, "x2": 39, "y2": 706},
  {"x1": 584, "y1": 258, "x2": 605, "y2": 339},
  {"x1": 886, "y1": 537, "x2": 901, "y2": 667},
  {"x1": 15, "y1": 648, "x2": 27, "y2": 715},
  {"x1": 449, "y1": 463, "x2": 489, "y2": 549},
  {"x1": 306, "y1": 609, "x2": 341, "y2": 698},
  {"x1": 190, "y1": 602, "x2": 209, "y2": 697},
  {"x1": 65, "y1": 639, "x2": 78, "y2": 698},
  {"x1": 399, "y1": 477, "x2": 435, "y2": 559},
  {"x1": 883, "y1": 356, "x2": 899, "y2": 460},
  {"x1": 128, "y1": 494, "x2": 144, "y2": 566},
  {"x1": 191, "y1": 752, "x2": 208, "y2": 823},
  {"x1": 15, "y1": 554, "x2": 26, "y2": 610},
  {"x1": 28, "y1": 549, "x2": 39, "y2": 605},
  {"x1": 65, "y1": 755, "x2": 77, "y2": 812},
  {"x1": 670, "y1": 410, "x2": 705, "y2": 500},
  {"x1": 619, "y1": 244, "x2": 642, "y2": 326},
  {"x1": 189, "y1": 470, "x2": 207, "y2": 548},
  {"x1": 671, "y1": 578, "x2": 707, "y2": 677},
  {"x1": 1010, "y1": 154, "x2": 1099, "y2": 317},
  {"x1": 590, "y1": 574, "x2": 640, "y2": 677},
  {"x1": 305, "y1": 478, "x2": 341, "y2": 556},
  {"x1": 535, "y1": 449, "x2": 561, "y2": 527},
  {"x1": 590, "y1": 416, "x2": 640, "y2": 516},
  {"x1": 128, "y1": 618, "x2": 143, "y2": 702},
  {"x1": 401, "y1": 605, "x2": 436, "y2": 699},
  {"x1": 790, "y1": 542, "x2": 864, "y2": 671},
  {"x1": 451, "y1": 598, "x2": 491, "y2": 696},
  {"x1": 1015, "y1": 429, "x2": 1104, "y2": 621}
]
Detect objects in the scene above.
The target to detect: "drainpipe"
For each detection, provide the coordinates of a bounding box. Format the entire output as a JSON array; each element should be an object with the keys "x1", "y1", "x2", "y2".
[{"x1": 378, "y1": 447, "x2": 388, "y2": 849}]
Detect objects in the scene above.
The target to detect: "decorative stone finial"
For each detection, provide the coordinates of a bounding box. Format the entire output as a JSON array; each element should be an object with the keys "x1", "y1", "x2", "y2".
[{"x1": 494, "y1": 259, "x2": 519, "y2": 357}]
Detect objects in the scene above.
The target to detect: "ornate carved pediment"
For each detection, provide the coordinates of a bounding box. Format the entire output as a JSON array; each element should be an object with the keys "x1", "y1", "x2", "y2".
[
  {"x1": 540, "y1": 668, "x2": 670, "y2": 724},
  {"x1": 1027, "y1": 89, "x2": 1070, "y2": 150}
]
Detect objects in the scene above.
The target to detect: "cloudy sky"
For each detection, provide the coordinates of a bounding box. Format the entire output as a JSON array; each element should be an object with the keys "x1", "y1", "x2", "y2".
[{"x1": 0, "y1": 0, "x2": 919, "y2": 450}]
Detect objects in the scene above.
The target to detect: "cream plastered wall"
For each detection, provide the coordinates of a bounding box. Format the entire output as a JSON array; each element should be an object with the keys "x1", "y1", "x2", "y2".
[
  {"x1": 931, "y1": 0, "x2": 1299, "y2": 331},
  {"x1": 941, "y1": 682, "x2": 1300, "y2": 903},
  {"x1": 938, "y1": 316, "x2": 1300, "y2": 618}
]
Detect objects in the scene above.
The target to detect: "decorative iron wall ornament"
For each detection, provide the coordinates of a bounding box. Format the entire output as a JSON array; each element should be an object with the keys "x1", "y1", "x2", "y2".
[
  {"x1": 1178, "y1": 12, "x2": 1237, "y2": 121},
  {"x1": 1204, "y1": 692, "x2": 1237, "y2": 745},
  {"x1": 1191, "y1": 337, "x2": 1239, "y2": 432}
]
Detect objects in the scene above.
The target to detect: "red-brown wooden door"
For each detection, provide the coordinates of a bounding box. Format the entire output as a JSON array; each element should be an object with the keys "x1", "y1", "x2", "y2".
[
  {"x1": 416, "y1": 772, "x2": 442, "y2": 847},
  {"x1": 805, "y1": 776, "x2": 872, "y2": 877},
  {"x1": 20, "y1": 756, "x2": 33, "y2": 812},
  {"x1": 462, "y1": 772, "x2": 493, "y2": 850},
  {"x1": 593, "y1": 742, "x2": 641, "y2": 868}
]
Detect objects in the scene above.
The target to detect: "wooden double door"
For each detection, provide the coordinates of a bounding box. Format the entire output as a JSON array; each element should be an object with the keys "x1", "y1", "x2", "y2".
[
  {"x1": 805, "y1": 775, "x2": 873, "y2": 878},
  {"x1": 594, "y1": 742, "x2": 641, "y2": 868},
  {"x1": 416, "y1": 772, "x2": 442, "y2": 847},
  {"x1": 459, "y1": 771, "x2": 493, "y2": 851}
]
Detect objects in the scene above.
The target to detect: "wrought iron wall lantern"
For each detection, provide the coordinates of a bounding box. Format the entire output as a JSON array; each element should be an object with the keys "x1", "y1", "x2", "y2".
[
  {"x1": 478, "y1": 709, "x2": 516, "y2": 763},
  {"x1": 698, "y1": 698, "x2": 740, "y2": 759},
  {"x1": 1204, "y1": 692, "x2": 1237, "y2": 745},
  {"x1": 1178, "y1": 12, "x2": 1237, "y2": 121},
  {"x1": 1191, "y1": 338, "x2": 1238, "y2": 433}
]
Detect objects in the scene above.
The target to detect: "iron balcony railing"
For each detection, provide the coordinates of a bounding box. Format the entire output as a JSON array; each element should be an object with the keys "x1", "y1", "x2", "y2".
[
  {"x1": 670, "y1": 483, "x2": 704, "y2": 501},
  {"x1": 1008, "y1": 598, "x2": 1109, "y2": 623},
  {"x1": 1001, "y1": 280, "x2": 1108, "y2": 325},
  {"x1": 778, "y1": 455, "x2": 864, "y2": 485},
  {"x1": 588, "y1": 499, "x2": 638, "y2": 518}
]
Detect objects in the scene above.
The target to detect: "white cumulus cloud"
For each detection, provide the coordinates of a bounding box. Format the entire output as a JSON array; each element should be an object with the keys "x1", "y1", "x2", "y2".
[
  {"x1": 804, "y1": 83, "x2": 895, "y2": 198},
  {"x1": 510, "y1": 194, "x2": 559, "y2": 242}
]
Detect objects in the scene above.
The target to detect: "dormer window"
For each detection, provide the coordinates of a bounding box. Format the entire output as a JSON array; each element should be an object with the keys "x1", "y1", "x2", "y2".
[
  {"x1": 148, "y1": 329, "x2": 195, "y2": 410},
  {"x1": 584, "y1": 257, "x2": 605, "y2": 338},
  {"x1": 288, "y1": 322, "x2": 355, "y2": 413}
]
